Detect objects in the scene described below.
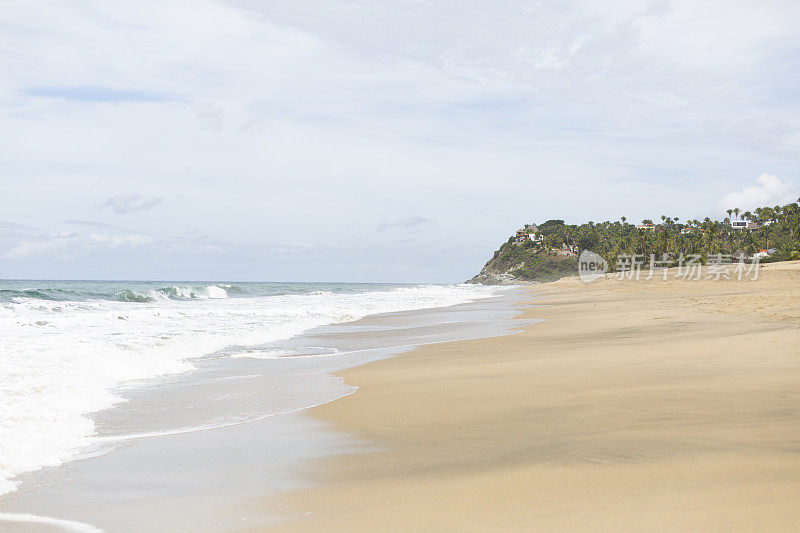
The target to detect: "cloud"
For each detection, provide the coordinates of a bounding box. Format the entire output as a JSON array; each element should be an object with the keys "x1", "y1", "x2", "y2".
[
  {"x1": 718, "y1": 173, "x2": 797, "y2": 213},
  {"x1": 4, "y1": 231, "x2": 152, "y2": 259},
  {"x1": 23, "y1": 86, "x2": 172, "y2": 103},
  {"x1": 377, "y1": 216, "x2": 433, "y2": 232},
  {"x1": 99, "y1": 194, "x2": 162, "y2": 213},
  {"x1": 4, "y1": 231, "x2": 80, "y2": 259},
  {"x1": 87, "y1": 233, "x2": 153, "y2": 247},
  {"x1": 0, "y1": 220, "x2": 42, "y2": 235},
  {"x1": 64, "y1": 219, "x2": 116, "y2": 228}
]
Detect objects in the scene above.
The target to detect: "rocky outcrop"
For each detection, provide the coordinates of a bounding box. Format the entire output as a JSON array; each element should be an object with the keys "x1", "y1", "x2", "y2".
[
  {"x1": 467, "y1": 241, "x2": 578, "y2": 284},
  {"x1": 466, "y1": 271, "x2": 533, "y2": 285}
]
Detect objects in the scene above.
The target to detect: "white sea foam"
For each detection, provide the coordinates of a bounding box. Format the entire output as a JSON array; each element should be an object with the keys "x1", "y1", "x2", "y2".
[
  {"x1": 0, "y1": 513, "x2": 104, "y2": 532},
  {"x1": 0, "y1": 283, "x2": 498, "y2": 495}
]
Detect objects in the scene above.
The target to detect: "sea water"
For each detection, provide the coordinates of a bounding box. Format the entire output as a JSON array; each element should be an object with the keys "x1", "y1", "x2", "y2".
[{"x1": 0, "y1": 280, "x2": 500, "y2": 496}]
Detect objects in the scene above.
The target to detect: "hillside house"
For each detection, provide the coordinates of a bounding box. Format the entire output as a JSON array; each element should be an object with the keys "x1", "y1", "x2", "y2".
[
  {"x1": 680, "y1": 227, "x2": 704, "y2": 234},
  {"x1": 515, "y1": 227, "x2": 544, "y2": 244},
  {"x1": 732, "y1": 220, "x2": 759, "y2": 230}
]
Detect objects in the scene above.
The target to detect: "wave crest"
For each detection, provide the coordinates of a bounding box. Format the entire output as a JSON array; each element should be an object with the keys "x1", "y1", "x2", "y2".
[
  {"x1": 155, "y1": 285, "x2": 229, "y2": 300},
  {"x1": 114, "y1": 290, "x2": 155, "y2": 303}
]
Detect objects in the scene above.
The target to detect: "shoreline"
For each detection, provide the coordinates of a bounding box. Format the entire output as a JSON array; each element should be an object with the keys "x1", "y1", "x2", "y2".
[
  {"x1": 0, "y1": 280, "x2": 502, "y2": 502},
  {"x1": 0, "y1": 290, "x2": 525, "y2": 531},
  {"x1": 270, "y1": 262, "x2": 800, "y2": 531}
]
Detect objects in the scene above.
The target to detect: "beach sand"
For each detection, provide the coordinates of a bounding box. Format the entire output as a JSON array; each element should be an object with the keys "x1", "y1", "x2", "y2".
[{"x1": 269, "y1": 262, "x2": 800, "y2": 531}]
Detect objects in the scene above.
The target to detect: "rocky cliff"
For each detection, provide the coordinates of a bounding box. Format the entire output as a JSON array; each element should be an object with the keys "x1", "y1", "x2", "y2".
[{"x1": 467, "y1": 240, "x2": 578, "y2": 284}]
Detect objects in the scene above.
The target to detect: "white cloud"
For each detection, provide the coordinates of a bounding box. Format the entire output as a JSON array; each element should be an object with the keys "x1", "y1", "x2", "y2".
[
  {"x1": 5, "y1": 231, "x2": 152, "y2": 259},
  {"x1": 0, "y1": 220, "x2": 42, "y2": 235},
  {"x1": 377, "y1": 216, "x2": 433, "y2": 232},
  {"x1": 88, "y1": 233, "x2": 153, "y2": 247},
  {"x1": 718, "y1": 173, "x2": 797, "y2": 213},
  {"x1": 99, "y1": 194, "x2": 162, "y2": 213},
  {"x1": 4, "y1": 231, "x2": 80, "y2": 259}
]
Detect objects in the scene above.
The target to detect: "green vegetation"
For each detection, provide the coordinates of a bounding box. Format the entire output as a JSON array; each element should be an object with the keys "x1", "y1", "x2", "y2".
[
  {"x1": 483, "y1": 238, "x2": 577, "y2": 282},
  {"x1": 559, "y1": 200, "x2": 799, "y2": 265},
  {"x1": 473, "y1": 199, "x2": 800, "y2": 283}
]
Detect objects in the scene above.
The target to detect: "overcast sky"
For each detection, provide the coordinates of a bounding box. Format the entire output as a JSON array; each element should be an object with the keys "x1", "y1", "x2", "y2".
[{"x1": 1, "y1": 0, "x2": 799, "y2": 282}]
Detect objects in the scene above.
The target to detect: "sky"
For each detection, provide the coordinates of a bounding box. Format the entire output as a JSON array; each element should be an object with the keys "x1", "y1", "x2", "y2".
[{"x1": 1, "y1": 0, "x2": 799, "y2": 282}]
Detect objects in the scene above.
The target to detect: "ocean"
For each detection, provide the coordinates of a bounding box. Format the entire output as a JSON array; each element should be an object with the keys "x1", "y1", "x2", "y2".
[{"x1": 0, "y1": 280, "x2": 502, "y2": 497}]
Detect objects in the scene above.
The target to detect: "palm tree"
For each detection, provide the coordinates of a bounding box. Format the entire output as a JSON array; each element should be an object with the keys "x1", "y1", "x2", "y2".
[
  {"x1": 497, "y1": 199, "x2": 800, "y2": 273},
  {"x1": 726, "y1": 209, "x2": 733, "y2": 220},
  {"x1": 733, "y1": 208, "x2": 740, "y2": 220}
]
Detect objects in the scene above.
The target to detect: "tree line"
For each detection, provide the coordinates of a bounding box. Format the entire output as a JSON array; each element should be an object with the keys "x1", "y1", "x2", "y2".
[{"x1": 522, "y1": 198, "x2": 800, "y2": 266}]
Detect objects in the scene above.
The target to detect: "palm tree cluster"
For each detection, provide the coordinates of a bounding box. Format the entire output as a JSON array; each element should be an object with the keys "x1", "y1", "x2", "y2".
[{"x1": 520, "y1": 199, "x2": 800, "y2": 268}]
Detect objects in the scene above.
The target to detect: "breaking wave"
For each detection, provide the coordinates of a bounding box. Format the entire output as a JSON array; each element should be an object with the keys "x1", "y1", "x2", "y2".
[
  {"x1": 0, "y1": 280, "x2": 500, "y2": 496},
  {"x1": 0, "y1": 284, "x2": 245, "y2": 303}
]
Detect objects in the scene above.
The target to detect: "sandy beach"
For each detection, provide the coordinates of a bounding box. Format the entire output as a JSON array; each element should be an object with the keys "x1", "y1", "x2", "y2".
[{"x1": 271, "y1": 262, "x2": 800, "y2": 531}]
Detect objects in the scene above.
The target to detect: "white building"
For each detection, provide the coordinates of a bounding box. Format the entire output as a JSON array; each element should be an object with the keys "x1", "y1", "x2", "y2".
[
  {"x1": 752, "y1": 249, "x2": 776, "y2": 259},
  {"x1": 732, "y1": 220, "x2": 759, "y2": 230}
]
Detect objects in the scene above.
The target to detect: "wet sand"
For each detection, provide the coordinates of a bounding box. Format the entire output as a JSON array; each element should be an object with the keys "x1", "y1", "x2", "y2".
[
  {"x1": 271, "y1": 262, "x2": 800, "y2": 531},
  {"x1": 0, "y1": 293, "x2": 523, "y2": 531}
]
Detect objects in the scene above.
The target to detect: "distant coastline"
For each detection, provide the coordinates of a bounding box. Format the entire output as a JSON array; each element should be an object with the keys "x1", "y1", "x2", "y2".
[{"x1": 470, "y1": 201, "x2": 800, "y2": 284}]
